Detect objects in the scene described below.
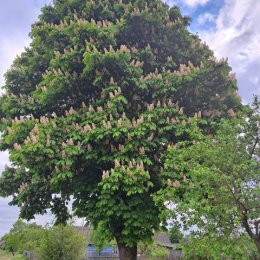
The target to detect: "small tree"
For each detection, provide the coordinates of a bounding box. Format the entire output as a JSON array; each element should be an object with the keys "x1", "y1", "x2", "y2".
[
  {"x1": 8, "y1": 220, "x2": 27, "y2": 234},
  {"x1": 163, "y1": 98, "x2": 260, "y2": 255},
  {"x1": 39, "y1": 225, "x2": 86, "y2": 260},
  {"x1": 2, "y1": 220, "x2": 44, "y2": 253},
  {"x1": 90, "y1": 223, "x2": 112, "y2": 253}
]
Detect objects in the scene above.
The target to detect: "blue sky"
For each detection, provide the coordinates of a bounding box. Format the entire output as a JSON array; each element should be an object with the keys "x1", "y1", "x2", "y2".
[{"x1": 0, "y1": 0, "x2": 260, "y2": 237}]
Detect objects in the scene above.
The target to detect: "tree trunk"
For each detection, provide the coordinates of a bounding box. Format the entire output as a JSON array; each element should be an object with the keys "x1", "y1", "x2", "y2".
[
  {"x1": 242, "y1": 216, "x2": 260, "y2": 258},
  {"x1": 117, "y1": 242, "x2": 137, "y2": 260}
]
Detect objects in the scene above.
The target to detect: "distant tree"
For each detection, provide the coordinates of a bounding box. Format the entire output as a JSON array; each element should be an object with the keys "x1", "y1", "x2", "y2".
[
  {"x1": 8, "y1": 220, "x2": 27, "y2": 235},
  {"x1": 163, "y1": 98, "x2": 260, "y2": 255},
  {"x1": 39, "y1": 225, "x2": 86, "y2": 260},
  {"x1": 0, "y1": 0, "x2": 241, "y2": 259},
  {"x1": 18, "y1": 226, "x2": 45, "y2": 254},
  {"x1": 2, "y1": 220, "x2": 44, "y2": 253}
]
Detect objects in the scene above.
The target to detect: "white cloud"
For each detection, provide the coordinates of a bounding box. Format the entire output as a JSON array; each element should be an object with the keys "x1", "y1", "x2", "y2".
[
  {"x1": 198, "y1": 12, "x2": 215, "y2": 24},
  {"x1": 0, "y1": 196, "x2": 55, "y2": 238},
  {"x1": 249, "y1": 76, "x2": 259, "y2": 85},
  {"x1": 0, "y1": 0, "x2": 52, "y2": 92},
  {"x1": 198, "y1": 0, "x2": 260, "y2": 102},
  {"x1": 183, "y1": 0, "x2": 210, "y2": 7},
  {"x1": 0, "y1": 197, "x2": 20, "y2": 238},
  {"x1": 0, "y1": 39, "x2": 29, "y2": 90},
  {"x1": 0, "y1": 151, "x2": 10, "y2": 171}
]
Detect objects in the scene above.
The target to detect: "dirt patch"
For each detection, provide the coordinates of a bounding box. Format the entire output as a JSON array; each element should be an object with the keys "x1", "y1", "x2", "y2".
[{"x1": 0, "y1": 257, "x2": 10, "y2": 260}]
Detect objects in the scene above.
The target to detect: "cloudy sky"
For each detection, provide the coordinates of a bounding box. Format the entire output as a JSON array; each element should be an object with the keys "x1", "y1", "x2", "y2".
[{"x1": 0, "y1": 0, "x2": 260, "y2": 237}]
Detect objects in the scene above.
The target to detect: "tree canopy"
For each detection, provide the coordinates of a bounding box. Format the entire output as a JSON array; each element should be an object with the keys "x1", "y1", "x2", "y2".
[
  {"x1": 39, "y1": 225, "x2": 87, "y2": 260},
  {"x1": 2, "y1": 220, "x2": 86, "y2": 260},
  {"x1": 162, "y1": 99, "x2": 260, "y2": 255},
  {"x1": 2, "y1": 220, "x2": 44, "y2": 253},
  {"x1": 0, "y1": 0, "x2": 241, "y2": 259}
]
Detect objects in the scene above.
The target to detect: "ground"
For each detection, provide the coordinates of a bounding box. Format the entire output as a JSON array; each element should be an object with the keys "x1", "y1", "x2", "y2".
[{"x1": 0, "y1": 249, "x2": 12, "y2": 260}]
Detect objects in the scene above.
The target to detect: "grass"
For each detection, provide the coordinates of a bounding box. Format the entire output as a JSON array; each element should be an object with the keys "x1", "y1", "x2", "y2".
[
  {"x1": 0, "y1": 250, "x2": 26, "y2": 260},
  {"x1": 0, "y1": 249, "x2": 11, "y2": 259}
]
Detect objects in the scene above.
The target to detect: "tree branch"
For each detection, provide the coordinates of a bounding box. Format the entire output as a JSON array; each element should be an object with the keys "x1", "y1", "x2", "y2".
[{"x1": 242, "y1": 214, "x2": 255, "y2": 240}]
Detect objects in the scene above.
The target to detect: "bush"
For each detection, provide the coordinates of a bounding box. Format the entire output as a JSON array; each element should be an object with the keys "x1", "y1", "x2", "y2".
[
  {"x1": 3, "y1": 221, "x2": 45, "y2": 254},
  {"x1": 183, "y1": 234, "x2": 258, "y2": 260},
  {"x1": 2, "y1": 221, "x2": 87, "y2": 260},
  {"x1": 150, "y1": 245, "x2": 169, "y2": 258},
  {"x1": 138, "y1": 241, "x2": 169, "y2": 258},
  {"x1": 18, "y1": 226, "x2": 46, "y2": 254},
  {"x1": 39, "y1": 225, "x2": 87, "y2": 260},
  {"x1": 169, "y1": 226, "x2": 183, "y2": 244}
]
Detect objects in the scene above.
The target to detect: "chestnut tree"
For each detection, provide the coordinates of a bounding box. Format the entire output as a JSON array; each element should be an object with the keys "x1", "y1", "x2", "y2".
[{"x1": 0, "y1": 0, "x2": 241, "y2": 259}]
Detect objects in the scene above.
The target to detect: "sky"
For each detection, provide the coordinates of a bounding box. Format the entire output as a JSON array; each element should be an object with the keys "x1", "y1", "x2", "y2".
[{"x1": 0, "y1": 0, "x2": 260, "y2": 238}]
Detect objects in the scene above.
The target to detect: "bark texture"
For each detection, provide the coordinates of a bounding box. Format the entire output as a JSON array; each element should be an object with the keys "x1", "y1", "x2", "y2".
[{"x1": 117, "y1": 242, "x2": 137, "y2": 260}]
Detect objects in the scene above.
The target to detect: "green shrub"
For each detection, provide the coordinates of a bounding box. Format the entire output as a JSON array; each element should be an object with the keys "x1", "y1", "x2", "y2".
[
  {"x1": 138, "y1": 242, "x2": 169, "y2": 258},
  {"x1": 169, "y1": 226, "x2": 183, "y2": 244},
  {"x1": 183, "y1": 234, "x2": 258, "y2": 260},
  {"x1": 150, "y1": 245, "x2": 169, "y2": 258},
  {"x1": 39, "y1": 225, "x2": 87, "y2": 260},
  {"x1": 3, "y1": 221, "x2": 45, "y2": 254}
]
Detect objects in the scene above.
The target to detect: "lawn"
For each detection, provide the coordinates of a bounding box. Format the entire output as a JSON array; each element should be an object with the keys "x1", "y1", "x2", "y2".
[{"x1": 0, "y1": 249, "x2": 11, "y2": 259}]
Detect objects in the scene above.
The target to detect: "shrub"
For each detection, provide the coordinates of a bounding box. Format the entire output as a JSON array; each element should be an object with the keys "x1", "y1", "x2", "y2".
[
  {"x1": 39, "y1": 225, "x2": 87, "y2": 260},
  {"x1": 183, "y1": 234, "x2": 258, "y2": 260},
  {"x1": 3, "y1": 221, "x2": 45, "y2": 254}
]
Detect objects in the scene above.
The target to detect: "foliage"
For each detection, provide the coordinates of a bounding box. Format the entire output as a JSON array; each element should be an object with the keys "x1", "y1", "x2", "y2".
[
  {"x1": 137, "y1": 241, "x2": 169, "y2": 258},
  {"x1": 89, "y1": 223, "x2": 116, "y2": 253},
  {"x1": 0, "y1": 249, "x2": 10, "y2": 257},
  {"x1": 183, "y1": 234, "x2": 259, "y2": 260},
  {"x1": 148, "y1": 244, "x2": 169, "y2": 258},
  {"x1": 7, "y1": 219, "x2": 28, "y2": 234},
  {"x1": 4, "y1": 234, "x2": 20, "y2": 252},
  {"x1": 90, "y1": 223, "x2": 113, "y2": 253},
  {"x1": 162, "y1": 98, "x2": 260, "y2": 254},
  {"x1": 169, "y1": 225, "x2": 183, "y2": 244},
  {"x1": 0, "y1": 0, "x2": 241, "y2": 257},
  {"x1": 12, "y1": 255, "x2": 27, "y2": 260},
  {"x1": 2, "y1": 221, "x2": 87, "y2": 260},
  {"x1": 2, "y1": 220, "x2": 44, "y2": 253},
  {"x1": 18, "y1": 226, "x2": 46, "y2": 254},
  {"x1": 39, "y1": 225, "x2": 87, "y2": 260}
]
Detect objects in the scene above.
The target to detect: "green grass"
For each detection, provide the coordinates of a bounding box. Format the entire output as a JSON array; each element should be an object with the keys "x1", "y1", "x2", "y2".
[
  {"x1": 0, "y1": 249, "x2": 9, "y2": 257},
  {"x1": 0, "y1": 250, "x2": 26, "y2": 260},
  {"x1": 12, "y1": 255, "x2": 26, "y2": 260},
  {"x1": 0, "y1": 249, "x2": 12, "y2": 260}
]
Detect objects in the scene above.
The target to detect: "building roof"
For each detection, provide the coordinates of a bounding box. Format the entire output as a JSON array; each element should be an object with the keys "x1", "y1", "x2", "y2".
[
  {"x1": 75, "y1": 226, "x2": 92, "y2": 239},
  {"x1": 154, "y1": 232, "x2": 176, "y2": 248},
  {"x1": 75, "y1": 227, "x2": 176, "y2": 249}
]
